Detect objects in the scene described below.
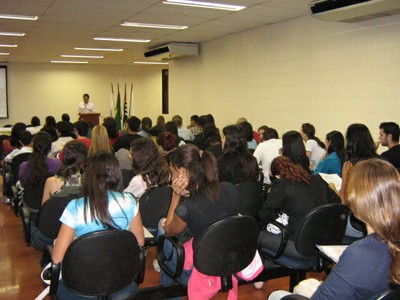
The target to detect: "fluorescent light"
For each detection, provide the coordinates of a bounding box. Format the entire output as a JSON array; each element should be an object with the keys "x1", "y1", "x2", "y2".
[
  {"x1": 134, "y1": 61, "x2": 169, "y2": 65},
  {"x1": 0, "y1": 32, "x2": 25, "y2": 37},
  {"x1": 61, "y1": 54, "x2": 104, "y2": 59},
  {"x1": 50, "y1": 60, "x2": 88, "y2": 64},
  {"x1": 163, "y1": 0, "x2": 245, "y2": 11},
  {"x1": 121, "y1": 22, "x2": 188, "y2": 30},
  {"x1": 0, "y1": 53, "x2": 10, "y2": 56},
  {"x1": 0, "y1": 44, "x2": 18, "y2": 48},
  {"x1": 75, "y1": 47, "x2": 123, "y2": 52},
  {"x1": 94, "y1": 37, "x2": 150, "y2": 43},
  {"x1": 0, "y1": 14, "x2": 38, "y2": 21}
]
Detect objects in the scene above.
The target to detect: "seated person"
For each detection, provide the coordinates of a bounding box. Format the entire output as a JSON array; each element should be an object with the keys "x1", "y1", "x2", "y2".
[
  {"x1": 268, "y1": 159, "x2": 398, "y2": 300},
  {"x1": 74, "y1": 120, "x2": 91, "y2": 148},
  {"x1": 42, "y1": 140, "x2": 87, "y2": 204},
  {"x1": 218, "y1": 125, "x2": 259, "y2": 184},
  {"x1": 258, "y1": 156, "x2": 340, "y2": 237},
  {"x1": 113, "y1": 116, "x2": 142, "y2": 152},
  {"x1": 159, "y1": 144, "x2": 239, "y2": 289},
  {"x1": 50, "y1": 121, "x2": 74, "y2": 158},
  {"x1": 52, "y1": 152, "x2": 144, "y2": 299},
  {"x1": 19, "y1": 132, "x2": 62, "y2": 189},
  {"x1": 4, "y1": 130, "x2": 33, "y2": 163},
  {"x1": 314, "y1": 131, "x2": 344, "y2": 177},
  {"x1": 301, "y1": 123, "x2": 326, "y2": 170},
  {"x1": 125, "y1": 138, "x2": 170, "y2": 199}
]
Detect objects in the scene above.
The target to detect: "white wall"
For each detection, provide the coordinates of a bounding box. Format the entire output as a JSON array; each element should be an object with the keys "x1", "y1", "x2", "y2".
[
  {"x1": 1, "y1": 63, "x2": 165, "y2": 126},
  {"x1": 169, "y1": 14, "x2": 400, "y2": 140}
]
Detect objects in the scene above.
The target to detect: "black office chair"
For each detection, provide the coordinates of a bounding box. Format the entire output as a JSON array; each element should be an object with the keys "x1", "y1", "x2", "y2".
[
  {"x1": 45, "y1": 230, "x2": 145, "y2": 300},
  {"x1": 234, "y1": 180, "x2": 264, "y2": 219},
  {"x1": 259, "y1": 203, "x2": 348, "y2": 290},
  {"x1": 156, "y1": 215, "x2": 258, "y2": 298},
  {"x1": 281, "y1": 285, "x2": 400, "y2": 300},
  {"x1": 32, "y1": 193, "x2": 78, "y2": 251},
  {"x1": 9, "y1": 153, "x2": 31, "y2": 215},
  {"x1": 139, "y1": 185, "x2": 172, "y2": 239}
]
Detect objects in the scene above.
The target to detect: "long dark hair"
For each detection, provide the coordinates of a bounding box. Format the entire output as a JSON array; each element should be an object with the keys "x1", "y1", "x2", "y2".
[
  {"x1": 326, "y1": 130, "x2": 345, "y2": 162},
  {"x1": 56, "y1": 140, "x2": 88, "y2": 180},
  {"x1": 219, "y1": 125, "x2": 258, "y2": 180},
  {"x1": 29, "y1": 131, "x2": 52, "y2": 186},
  {"x1": 282, "y1": 130, "x2": 310, "y2": 173},
  {"x1": 82, "y1": 151, "x2": 124, "y2": 228},
  {"x1": 10, "y1": 122, "x2": 27, "y2": 148},
  {"x1": 130, "y1": 138, "x2": 170, "y2": 187},
  {"x1": 301, "y1": 123, "x2": 325, "y2": 149},
  {"x1": 345, "y1": 123, "x2": 377, "y2": 162},
  {"x1": 170, "y1": 144, "x2": 219, "y2": 204}
]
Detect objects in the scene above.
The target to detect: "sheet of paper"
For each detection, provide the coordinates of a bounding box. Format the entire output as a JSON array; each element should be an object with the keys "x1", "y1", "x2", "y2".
[
  {"x1": 317, "y1": 245, "x2": 348, "y2": 263},
  {"x1": 143, "y1": 226, "x2": 154, "y2": 239},
  {"x1": 318, "y1": 173, "x2": 342, "y2": 191}
]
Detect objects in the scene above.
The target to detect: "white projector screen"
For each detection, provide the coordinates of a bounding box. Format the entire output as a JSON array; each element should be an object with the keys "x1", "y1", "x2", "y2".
[{"x1": 0, "y1": 66, "x2": 8, "y2": 118}]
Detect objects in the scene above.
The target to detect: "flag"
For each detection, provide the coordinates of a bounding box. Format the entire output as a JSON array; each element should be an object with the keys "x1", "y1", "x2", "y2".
[
  {"x1": 123, "y1": 83, "x2": 128, "y2": 124},
  {"x1": 129, "y1": 82, "x2": 134, "y2": 116},
  {"x1": 115, "y1": 83, "x2": 122, "y2": 132},
  {"x1": 110, "y1": 83, "x2": 115, "y2": 116}
]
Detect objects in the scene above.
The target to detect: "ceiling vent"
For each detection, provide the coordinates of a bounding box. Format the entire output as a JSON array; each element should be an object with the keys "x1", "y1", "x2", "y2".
[
  {"x1": 310, "y1": 0, "x2": 400, "y2": 22},
  {"x1": 144, "y1": 43, "x2": 199, "y2": 60}
]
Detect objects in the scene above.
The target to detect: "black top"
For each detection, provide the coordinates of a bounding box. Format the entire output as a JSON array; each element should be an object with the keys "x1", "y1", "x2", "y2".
[
  {"x1": 381, "y1": 144, "x2": 400, "y2": 169},
  {"x1": 259, "y1": 175, "x2": 340, "y2": 237},
  {"x1": 113, "y1": 133, "x2": 142, "y2": 152},
  {"x1": 175, "y1": 182, "x2": 239, "y2": 248},
  {"x1": 217, "y1": 153, "x2": 259, "y2": 185}
]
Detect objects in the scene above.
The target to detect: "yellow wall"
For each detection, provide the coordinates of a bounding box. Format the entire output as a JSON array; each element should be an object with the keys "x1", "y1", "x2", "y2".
[
  {"x1": 1, "y1": 63, "x2": 165, "y2": 126},
  {"x1": 169, "y1": 14, "x2": 400, "y2": 139}
]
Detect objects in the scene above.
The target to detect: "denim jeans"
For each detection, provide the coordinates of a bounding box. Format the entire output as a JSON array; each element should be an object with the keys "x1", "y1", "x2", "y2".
[{"x1": 157, "y1": 219, "x2": 192, "y2": 300}]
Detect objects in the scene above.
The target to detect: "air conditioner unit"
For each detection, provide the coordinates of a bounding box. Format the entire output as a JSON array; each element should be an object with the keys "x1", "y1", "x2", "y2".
[
  {"x1": 310, "y1": 0, "x2": 400, "y2": 22},
  {"x1": 144, "y1": 43, "x2": 199, "y2": 60}
]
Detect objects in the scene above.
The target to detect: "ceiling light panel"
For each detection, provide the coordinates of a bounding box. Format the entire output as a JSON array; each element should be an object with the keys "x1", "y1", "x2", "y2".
[
  {"x1": 51, "y1": 60, "x2": 88, "y2": 64},
  {"x1": 134, "y1": 61, "x2": 169, "y2": 65},
  {"x1": 0, "y1": 44, "x2": 18, "y2": 47},
  {"x1": 163, "y1": 0, "x2": 246, "y2": 11},
  {"x1": 61, "y1": 55, "x2": 104, "y2": 58},
  {"x1": 0, "y1": 32, "x2": 25, "y2": 36},
  {"x1": 0, "y1": 14, "x2": 38, "y2": 21},
  {"x1": 94, "y1": 37, "x2": 150, "y2": 43},
  {"x1": 121, "y1": 22, "x2": 188, "y2": 30},
  {"x1": 74, "y1": 47, "x2": 123, "y2": 52}
]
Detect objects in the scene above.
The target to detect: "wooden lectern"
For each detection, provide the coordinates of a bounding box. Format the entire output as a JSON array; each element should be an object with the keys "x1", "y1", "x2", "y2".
[{"x1": 80, "y1": 113, "x2": 100, "y2": 125}]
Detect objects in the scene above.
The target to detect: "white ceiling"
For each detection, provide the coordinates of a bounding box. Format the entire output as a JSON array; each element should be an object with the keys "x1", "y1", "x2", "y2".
[{"x1": 0, "y1": 0, "x2": 311, "y2": 65}]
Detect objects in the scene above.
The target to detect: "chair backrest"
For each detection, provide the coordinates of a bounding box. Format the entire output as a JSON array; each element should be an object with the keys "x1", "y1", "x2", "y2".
[
  {"x1": 234, "y1": 181, "x2": 264, "y2": 218},
  {"x1": 37, "y1": 193, "x2": 78, "y2": 239},
  {"x1": 375, "y1": 286, "x2": 400, "y2": 300},
  {"x1": 295, "y1": 203, "x2": 349, "y2": 257},
  {"x1": 139, "y1": 186, "x2": 172, "y2": 231},
  {"x1": 194, "y1": 215, "x2": 258, "y2": 277},
  {"x1": 23, "y1": 181, "x2": 46, "y2": 211},
  {"x1": 62, "y1": 230, "x2": 141, "y2": 296},
  {"x1": 10, "y1": 152, "x2": 31, "y2": 183}
]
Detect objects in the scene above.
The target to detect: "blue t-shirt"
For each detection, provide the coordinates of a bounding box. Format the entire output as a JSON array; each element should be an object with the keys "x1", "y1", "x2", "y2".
[
  {"x1": 312, "y1": 233, "x2": 391, "y2": 300},
  {"x1": 60, "y1": 191, "x2": 139, "y2": 237},
  {"x1": 314, "y1": 152, "x2": 342, "y2": 177}
]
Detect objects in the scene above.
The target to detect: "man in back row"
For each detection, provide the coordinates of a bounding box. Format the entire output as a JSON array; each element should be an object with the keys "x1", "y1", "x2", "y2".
[{"x1": 379, "y1": 121, "x2": 400, "y2": 169}]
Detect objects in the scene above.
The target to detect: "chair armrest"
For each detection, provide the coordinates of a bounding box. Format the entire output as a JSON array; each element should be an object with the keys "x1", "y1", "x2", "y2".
[
  {"x1": 136, "y1": 248, "x2": 146, "y2": 285},
  {"x1": 20, "y1": 206, "x2": 31, "y2": 246},
  {"x1": 282, "y1": 294, "x2": 310, "y2": 300},
  {"x1": 259, "y1": 221, "x2": 289, "y2": 259},
  {"x1": 157, "y1": 235, "x2": 185, "y2": 279},
  {"x1": 43, "y1": 245, "x2": 62, "y2": 296}
]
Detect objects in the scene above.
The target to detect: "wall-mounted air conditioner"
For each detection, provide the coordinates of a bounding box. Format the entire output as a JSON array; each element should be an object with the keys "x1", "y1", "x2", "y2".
[
  {"x1": 144, "y1": 43, "x2": 199, "y2": 60},
  {"x1": 310, "y1": 0, "x2": 400, "y2": 22}
]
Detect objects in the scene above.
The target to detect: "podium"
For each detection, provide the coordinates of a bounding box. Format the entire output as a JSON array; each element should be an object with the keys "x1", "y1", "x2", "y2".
[{"x1": 80, "y1": 113, "x2": 100, "y2": 125}]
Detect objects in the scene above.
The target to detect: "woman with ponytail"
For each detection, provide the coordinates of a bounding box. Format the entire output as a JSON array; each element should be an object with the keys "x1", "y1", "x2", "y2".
[
  {"x1": 301, "y1": 123, "x2": 326, "y2": 170},
  {"x1": 159, "y1": 144, "x2": 240, "y2": 288},
  {"x1": 19, "y1": 131, "x2": 62, "y2": 188},
  {"x1": 268, "y1": 158, "x2": 398, "y2": 300},
  {"x1": 41, "y1": 140, "x2": 88, "y2": 204}
]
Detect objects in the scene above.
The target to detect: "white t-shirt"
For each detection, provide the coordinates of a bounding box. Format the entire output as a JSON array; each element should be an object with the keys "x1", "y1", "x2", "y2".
[
  {"x1": 253, "y1": 139, "x2": 282, "y2": 184},
  {"x1": 305, "y1": 139, "x2": 326, "y2": 167},
  {"x1": 78, "y1": 102, "x2": 95, "y2": 114}
]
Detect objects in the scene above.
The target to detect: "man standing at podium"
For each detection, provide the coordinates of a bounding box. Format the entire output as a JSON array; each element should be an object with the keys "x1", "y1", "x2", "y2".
[{"x1": 78, "y1": 93, "x2": 95, "y2": 115}]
